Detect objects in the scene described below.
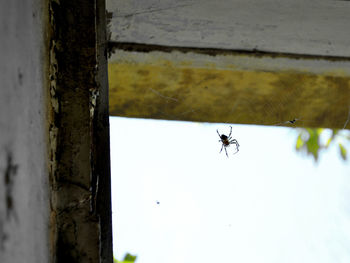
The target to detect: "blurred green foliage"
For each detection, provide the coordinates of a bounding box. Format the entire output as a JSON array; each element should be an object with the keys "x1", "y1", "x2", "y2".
[
  {"x1": 114, "y1": 253, "x2": 137, "y2": 263},
  {"x1": 295, "y1": 128, "x2": 350, "y2": 162}
]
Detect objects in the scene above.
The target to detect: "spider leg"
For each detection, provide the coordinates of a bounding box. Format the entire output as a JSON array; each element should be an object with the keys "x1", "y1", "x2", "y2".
[
  {"x1": 229, "y1": 139, "x2": 240, "y2": 154},
  {"x1": 230, "y1": 139, "x2": 239, "y2": 145},
  {"x1": 216, "y1": 129, "x2": 222, "y2": 139},
  {"x1": 228, "y1": 126, "x2": 232, "y2": 138},
  {"x1": 224, "y1": 147, "x2": 229, "y2": 157},
  {"x1": 234, "y1": 143, "x2": 240, "y2": 153},
  {"x1": 219, "y1": 144, "x2": 224, "y2": 153}
]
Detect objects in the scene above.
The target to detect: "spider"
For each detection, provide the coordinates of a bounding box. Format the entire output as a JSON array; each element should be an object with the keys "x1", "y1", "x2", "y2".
[
  {"x1": 274, "y1": 118, "x2": 299, "y2": 126},
  {"x1": 217, "y1": 126, "x2": 239, "y2": 157}
]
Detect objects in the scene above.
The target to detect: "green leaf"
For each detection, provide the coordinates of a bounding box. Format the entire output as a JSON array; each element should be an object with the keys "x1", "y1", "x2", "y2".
[
  {"x1": 295, "y1": 128, "x2": 350, "y2": 163},
  {"x1": 326, "y1": 129, "x2": 339, "y2": 148},
  {"x1": 123, "y1": 253, "x2": 137, "y2": 262},
  {"x1": 316, "y1": 128, "x2": 324, "y2": 136},
  {"x1": 339, "y1": 143, "x2": 347, "y2": 160},
  {"x1": 326, "y1": 137, "x2": 333, "y2": 148},
  {"x1": 114, "y1": 253, "x2": 137, "y2": 263},
  {"x1": 332, "y1": 129, "x2": 339, "y2": 136},
  {"x1": 305, "y1": 129, "x2": 320, "y2": 161},
  {"x1": 296, "y1": 134, "x2": 304, "y2": 150}
]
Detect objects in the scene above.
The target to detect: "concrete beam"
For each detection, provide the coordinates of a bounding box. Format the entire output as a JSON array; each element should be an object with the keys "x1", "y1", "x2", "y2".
[
  {"x1": 107, "y1": 0, "x2": 350, "y2": 57},
  {"x1": 108, "y1": 45, "x2": 350, "y2": 129}
]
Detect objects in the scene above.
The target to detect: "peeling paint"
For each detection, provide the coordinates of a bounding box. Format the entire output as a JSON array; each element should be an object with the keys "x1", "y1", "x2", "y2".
[
  {"x1": 90, "y1": 88, "x2": 100, "y2": 119},
  {"x1": 48, "y1": 1, "x2": 60, "y2": 261}
]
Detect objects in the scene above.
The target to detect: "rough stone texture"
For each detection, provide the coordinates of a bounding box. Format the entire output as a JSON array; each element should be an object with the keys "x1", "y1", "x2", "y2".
[
  {"x1": 0, "y1": 0, "x2": 50, "y2": 262},
  {"x1": 48, "y1": 0, "x2": 113, "y2": 262}
]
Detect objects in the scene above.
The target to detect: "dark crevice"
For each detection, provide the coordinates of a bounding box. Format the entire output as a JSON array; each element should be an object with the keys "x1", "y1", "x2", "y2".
[
  {"x1": 4, "y1": 152, "x2": 18, "y2": 220},
  {"x1": 108, "y1": 41, "x2": 350, "y2": 61}
]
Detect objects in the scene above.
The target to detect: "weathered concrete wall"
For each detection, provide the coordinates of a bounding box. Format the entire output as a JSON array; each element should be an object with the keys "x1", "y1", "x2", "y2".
[
  {"x1": 107, "y1": 0, "x2": 350, "y2": 128},
  {"x1": 0, "y1": 0, "x2": 50, "y2": 262},
  {"x1": 0, "y1": 0, "x2": 113, "y2": 262},
  {"x1": 48, "y1": 0, "x2": 113, "y2": 262},
  {"x1": 107, "y1": 0, "x2": 350, "y2": 57},
  {"x1": 108, "y1": 49, "x2": 350, "y2": 129}
]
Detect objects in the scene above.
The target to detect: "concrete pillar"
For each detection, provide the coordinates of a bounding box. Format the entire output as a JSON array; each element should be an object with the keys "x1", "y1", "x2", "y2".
[
  {"x1": 0, "y1": 0, "x2": 113, "y2": 262},
  {"x1": 0, "y1": 0, "x2": 50, "y2": 262}
]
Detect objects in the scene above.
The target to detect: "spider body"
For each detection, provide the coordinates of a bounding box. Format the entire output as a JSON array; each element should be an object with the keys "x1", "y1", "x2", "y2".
[
  {"x1": 217, "y1": 126, "x2": 239, "y2": 157},
  {"x1": 220, "y1": 135, "x2": 230, "y2": 146}
]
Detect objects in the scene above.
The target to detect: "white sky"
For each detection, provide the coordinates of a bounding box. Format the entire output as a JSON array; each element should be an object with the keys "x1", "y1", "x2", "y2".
[{"x1": 110, "y1": 116, "x2": 350, "y2": 263}]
